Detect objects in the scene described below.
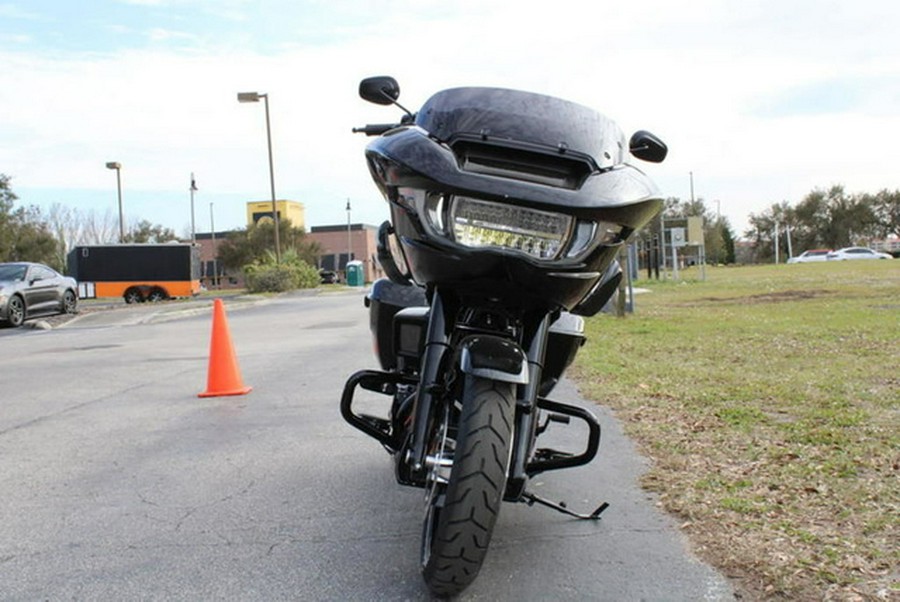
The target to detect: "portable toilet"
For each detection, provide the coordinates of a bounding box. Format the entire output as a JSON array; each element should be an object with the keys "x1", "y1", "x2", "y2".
[{"x1": 346, "y1": 260, "x2": 365, "y2": 287}]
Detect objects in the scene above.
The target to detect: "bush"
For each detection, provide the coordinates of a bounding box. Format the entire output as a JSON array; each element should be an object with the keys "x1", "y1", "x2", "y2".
[
  {"x1": 242, "y1": 251, "x2": 321, "y2": 293},
  {"x1": 293, "y1": 260, "x2": 321, "y2": 289},
  {"x1": 244, "y1": 264, "x2": 296, "y2": 292}
]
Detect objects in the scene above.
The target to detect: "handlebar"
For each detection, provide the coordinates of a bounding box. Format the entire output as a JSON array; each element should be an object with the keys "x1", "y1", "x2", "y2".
[{"x1": 352, "y1": 123, "x2": 400, "y2": 136}]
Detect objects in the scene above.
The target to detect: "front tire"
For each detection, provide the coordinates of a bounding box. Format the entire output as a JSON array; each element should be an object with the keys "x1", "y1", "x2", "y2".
[
  {"x1": 7, "y1": 295, "x2": 25, "y2": 327},
  {"x1": 421, "y1": 376, "x2": 515, "y2": 597},
  {"x1": 62, "y1": 290, "x2": 78, "y2": 314}
]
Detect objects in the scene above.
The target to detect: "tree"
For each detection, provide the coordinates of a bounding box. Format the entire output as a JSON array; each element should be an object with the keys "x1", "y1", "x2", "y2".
[
  {"x1": 123, "y1": 220, "x2": 177, "y2": 244},
  {"x1": 706, "y1": 217, "x2": 736, "y2": 265},
  {"x1": 720, "y1": 221, "x2": 736, "y2": 264},
  {"x1": 869, "y1": 189, "x2": 900, "y2": 239},
  {"x1": 217, "y1": 220, "x2": 320, "y2": 273},
  {"x1": 0, "y1": 174, "x2": 60, "y2": 268},
  {"x1": 745, "y1": 201, "x2": 798, "y2": 263}
]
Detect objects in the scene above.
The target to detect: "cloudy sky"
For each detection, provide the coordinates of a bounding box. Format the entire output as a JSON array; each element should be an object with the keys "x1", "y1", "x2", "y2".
[{"x1": 1, "y1": 0, "x2": 898, "y2": 238}]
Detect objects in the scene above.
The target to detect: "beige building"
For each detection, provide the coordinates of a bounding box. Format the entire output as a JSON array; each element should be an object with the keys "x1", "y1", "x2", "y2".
[{"x1": 246, "y1": 200, "x2": 306, "y2": 229}]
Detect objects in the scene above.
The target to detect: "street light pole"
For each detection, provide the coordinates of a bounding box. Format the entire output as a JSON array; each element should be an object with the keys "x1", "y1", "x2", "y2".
[
  {"x1": 346, "y1": 198, "x2": 352, "y2": 268},
  {"x1": 237, "y1": 91, "x2": 281, "y2": 264},
  {"x1": 210, "y1": 202, "x2": 217, "y2": 288},
  {"x1": 689, "y1": 170, "x2": 695, "y2": 204},
  {"x1": 190, "y1": 173, "x2": 197, "y2": 244},
  {"x1": 105, "y1": 162, "x2": 124, "y2": 242}
]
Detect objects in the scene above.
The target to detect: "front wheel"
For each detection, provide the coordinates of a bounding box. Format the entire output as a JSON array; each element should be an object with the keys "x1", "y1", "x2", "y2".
[
  {"x1": 421, "y1": 376, "x2": 515, "y2": 597},
  {"x1": 62, "y1": 290, "x2": 78, "y2": 314},
  {"x1": 6, "y1": 295, "x2": 26, "y2": 327}
]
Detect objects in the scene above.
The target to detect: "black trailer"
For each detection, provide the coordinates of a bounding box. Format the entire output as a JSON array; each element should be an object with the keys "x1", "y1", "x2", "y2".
[{"x1": 67, "y1": 244, "x2": 201, "y2": 303}]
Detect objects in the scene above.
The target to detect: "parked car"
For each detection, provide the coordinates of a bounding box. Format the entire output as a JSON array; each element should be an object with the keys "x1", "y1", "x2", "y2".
[
  {"x1": 826, "y1": 247, "x2": 893, "y2": 261},
  {"x1": 787, "y1": 249, "x2": 832, "y2": 264},
  {"x1": 0, "y1": 262, "x2": 79, "y2": 327},
  {"x1": 319, "y1": 269, "x2": 339, "y2": 284}
]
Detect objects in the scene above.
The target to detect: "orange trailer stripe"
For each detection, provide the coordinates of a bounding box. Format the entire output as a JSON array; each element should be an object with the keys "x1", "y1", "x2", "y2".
[{"x1": 92, "y1": 281, "x2": 200, "y2": 299}]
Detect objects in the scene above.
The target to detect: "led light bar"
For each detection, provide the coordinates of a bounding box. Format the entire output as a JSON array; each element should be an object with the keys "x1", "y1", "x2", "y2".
[{"x1": 450, "y1": 196, "x2": 573, "y2": 259}]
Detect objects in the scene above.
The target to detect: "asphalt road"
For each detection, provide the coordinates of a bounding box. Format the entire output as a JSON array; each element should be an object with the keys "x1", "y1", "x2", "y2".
[{"x1": 0, "y1": 291, "x2": 733, "y2": 600}]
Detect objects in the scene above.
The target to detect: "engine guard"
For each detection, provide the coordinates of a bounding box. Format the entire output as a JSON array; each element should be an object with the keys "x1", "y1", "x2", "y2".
[
  {"x1": 526, "y1": 397, "x2": 602, "y2": 476},
  {"x1": 341, "y1": 369, "x2": 416, "y2": 450}
]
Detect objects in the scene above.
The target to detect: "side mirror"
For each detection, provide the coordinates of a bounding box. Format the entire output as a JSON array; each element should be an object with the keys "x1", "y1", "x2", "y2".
[
  {"x1": 359, "y1": 76, "x2": 401, "y2": 106},
  {"x1": 629, "y1": 130, "x2": 668, "y2": 163}
]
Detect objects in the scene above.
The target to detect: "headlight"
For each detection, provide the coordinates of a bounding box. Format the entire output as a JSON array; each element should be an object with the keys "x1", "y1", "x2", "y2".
[
  {"x1": 399, "y1": 188, "x2": 625, "y2": 260},
  {"x1": 449, "y1": 196, "x2": 573, "y2": 260}
]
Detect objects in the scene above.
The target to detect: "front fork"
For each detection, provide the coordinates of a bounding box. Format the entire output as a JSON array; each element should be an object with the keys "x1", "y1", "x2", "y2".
[
  {"x1": 405, "y1": 294, "x2": 554, "y2": 500},
  {"x1": 506, "y1": 314, "x2": 551, "y2": 500},
  {"x1": 406, "y1": 293, "x2": 450, "y2": 476},
  {"x1": 406, "y1": 291, "x2": 532, "y2": 478}
]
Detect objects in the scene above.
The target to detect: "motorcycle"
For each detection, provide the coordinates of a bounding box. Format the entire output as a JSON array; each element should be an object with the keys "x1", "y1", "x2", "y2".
[{"x1": 341, "y1": 76, "x2": 667, "y2": 597}]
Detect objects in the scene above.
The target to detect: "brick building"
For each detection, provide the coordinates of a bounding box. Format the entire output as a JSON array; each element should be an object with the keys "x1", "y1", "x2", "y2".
[
  {"x1": 187, "y1": 199, "x2": 385, "y2": 288},
  {"x1": 309, "y1": 223, "x2": 382, "y2": 283}
]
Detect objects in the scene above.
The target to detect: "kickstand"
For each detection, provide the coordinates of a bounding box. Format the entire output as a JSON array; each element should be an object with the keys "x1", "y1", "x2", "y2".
[{"x1": 522, "y1": 491, "x2": 609, "y2": 520}]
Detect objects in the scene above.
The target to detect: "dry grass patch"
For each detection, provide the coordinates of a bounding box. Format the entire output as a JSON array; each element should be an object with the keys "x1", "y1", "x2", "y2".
[{"x1": 572, "y1": 261, "x2": 899, "y2": 601}]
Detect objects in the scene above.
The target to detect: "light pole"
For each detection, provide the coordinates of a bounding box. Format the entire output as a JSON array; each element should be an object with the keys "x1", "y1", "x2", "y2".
[
  {"x1": 346, "y1": 198, "x2": 352, "y2": 269},
  {"x1": 105, "y1": 162, "x2": 124, "y2": 242},
  {"x1": 190, "y1": 173, "x2": 198, "y2": 244},
  {"x1": 210, "y1": 202, "x2": 217, "y2": 287},
  {"x1": 689, "y1": 170, "x2": 695, "y2": 205},
  {"x1": 237, "y1": 91, "x2": 281, "y2": 264}
]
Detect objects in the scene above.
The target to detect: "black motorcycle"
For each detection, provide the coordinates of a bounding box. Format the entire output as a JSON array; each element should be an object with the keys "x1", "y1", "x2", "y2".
[{"x1": 341, "y1": 76, "x2": 667, "y2": 597}]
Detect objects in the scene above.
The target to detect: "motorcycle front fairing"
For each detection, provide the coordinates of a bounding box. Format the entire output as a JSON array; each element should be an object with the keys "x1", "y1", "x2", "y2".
[
  {"x1": 363, "y1": 87, "x2": 662, "y2": 314},
  {"x1": 365, "y1": 136, "x2": 661, "y2": 312}
]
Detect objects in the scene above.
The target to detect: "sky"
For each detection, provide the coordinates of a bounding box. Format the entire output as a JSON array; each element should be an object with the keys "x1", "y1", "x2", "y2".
[{"x1": 1, "y1": 0, "x2": 898, "y2": 240}]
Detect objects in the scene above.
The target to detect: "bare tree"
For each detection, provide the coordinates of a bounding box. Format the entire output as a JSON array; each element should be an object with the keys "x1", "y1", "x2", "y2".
[{"x1": 82, "y1": 208, "x2": 120, "y2": 246}]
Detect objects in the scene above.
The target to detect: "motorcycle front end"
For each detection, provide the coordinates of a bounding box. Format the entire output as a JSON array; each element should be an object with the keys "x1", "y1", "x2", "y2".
[{"x1": 342, "y1": 76, "x2": 667, "y2": 597}]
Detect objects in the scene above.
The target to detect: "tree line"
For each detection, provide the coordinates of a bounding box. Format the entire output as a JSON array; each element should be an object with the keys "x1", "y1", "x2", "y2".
[
  {"x1": 745, "y1": 186, "x2": 899, "y2": 262},
  {"x1": 638, "y1": 185, "x2": 898, "y2": 265}
]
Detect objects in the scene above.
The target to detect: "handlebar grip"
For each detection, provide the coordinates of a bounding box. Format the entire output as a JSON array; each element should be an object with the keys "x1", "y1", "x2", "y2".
[{"x1": 352, "y1": 123, "x2": 399, "y2": 136}]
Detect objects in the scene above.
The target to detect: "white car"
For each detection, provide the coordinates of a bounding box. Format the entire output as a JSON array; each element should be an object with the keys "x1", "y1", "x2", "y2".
[
  {"x1": 787, "y1": 249, "x2": 831, "y2": 264},
  {"x1": 826, "y1": 247, "x2": 893, "y2": 261}
]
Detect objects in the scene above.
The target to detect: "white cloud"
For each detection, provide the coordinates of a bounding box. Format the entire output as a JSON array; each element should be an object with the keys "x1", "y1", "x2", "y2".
[{"x1": 0, "y1": 3, "x2": 40, "y2": 19}]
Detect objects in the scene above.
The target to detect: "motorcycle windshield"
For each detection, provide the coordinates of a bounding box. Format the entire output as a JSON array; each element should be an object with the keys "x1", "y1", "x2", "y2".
[{"x1": 415, "y1": 87, "x2": 627, "y2": 170}]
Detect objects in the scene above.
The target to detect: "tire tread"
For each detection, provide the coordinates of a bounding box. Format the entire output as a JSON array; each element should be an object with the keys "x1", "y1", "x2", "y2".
[{"x1": 422, "y1": 378, "x2": 515, "y2": 597}]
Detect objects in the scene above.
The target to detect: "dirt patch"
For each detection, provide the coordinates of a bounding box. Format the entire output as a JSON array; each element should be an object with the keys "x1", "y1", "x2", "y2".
[{"x1": 693, "y1": 289, "x2": 835, "y2": 305}]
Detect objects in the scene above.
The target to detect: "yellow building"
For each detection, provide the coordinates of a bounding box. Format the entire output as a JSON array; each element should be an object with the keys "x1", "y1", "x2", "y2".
[{"x1": 246, "y1": 200, "x2": 305, "y2": 229}]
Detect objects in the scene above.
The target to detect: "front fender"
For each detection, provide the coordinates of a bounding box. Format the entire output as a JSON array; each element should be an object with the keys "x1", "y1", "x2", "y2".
[{"x1": 459, "y1": 335, "x2": 528, "y2": 384}]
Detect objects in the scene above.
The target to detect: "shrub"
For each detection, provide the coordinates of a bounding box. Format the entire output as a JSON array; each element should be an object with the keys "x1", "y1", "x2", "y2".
[
  {"x1": 244, "y1": 264, "x2": 297, "y2": 293},
  {"x1": 242, "y1": 249, "x2": 321, "y2": 293}
]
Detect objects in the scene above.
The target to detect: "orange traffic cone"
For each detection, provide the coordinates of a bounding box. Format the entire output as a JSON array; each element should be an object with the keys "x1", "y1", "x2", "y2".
[{"x1": 198, "y1": 298, "x2": 252, "y2": 398}]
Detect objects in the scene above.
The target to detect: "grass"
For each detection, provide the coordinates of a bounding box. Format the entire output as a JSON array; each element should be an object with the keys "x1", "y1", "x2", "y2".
[{"x1": 571, "y1": 260, "x2": 899, "y2": 601}]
